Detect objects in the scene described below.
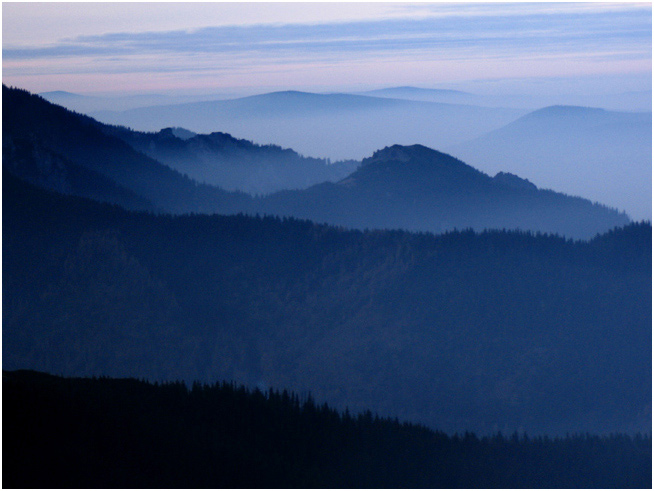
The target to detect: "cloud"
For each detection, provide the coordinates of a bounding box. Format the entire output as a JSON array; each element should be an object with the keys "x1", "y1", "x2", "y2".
[
  {"x1": 3, "y1": 3, "x2": 650, "y2": 94},
  {"x1": 4, "y1": 5, "x2": 650, "y2": 61}
]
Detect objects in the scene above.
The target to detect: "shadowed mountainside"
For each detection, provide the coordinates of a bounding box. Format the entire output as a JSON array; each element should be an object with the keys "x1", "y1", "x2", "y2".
[
  {"x1": 4, "y1": 369, "x2": 651, "y2": 488},
  {"x1": 3, "y1": 85, "x2": 252, "y2": 215},
  {"x1": 4, "y1": 171, "x2": 650, "y2": 435},
  {"x1": 257, "y1": 144, "x2": 630, "y2": 239},
  {"x1": 103, "y1": 125, "x2": 358, "y2": 195}
]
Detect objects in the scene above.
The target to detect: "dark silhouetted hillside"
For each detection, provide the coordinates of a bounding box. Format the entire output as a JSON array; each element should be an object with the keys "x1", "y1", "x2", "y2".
[
  {"x1": 4, "y1": 370, "x2": 650, "y2": 488},
  {"x1": 4, "y1": 171, "x2": 650, "y2": 435},
  {"x1": 3, "y1": 133, "x2": 154, "y2": 211},
  {"x1": 3, "y1": 85, "x2": 252, "y2": 214}
]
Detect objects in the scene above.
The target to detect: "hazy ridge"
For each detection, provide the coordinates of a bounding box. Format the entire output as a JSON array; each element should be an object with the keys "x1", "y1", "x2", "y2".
[
  {"x1": 79, "y1": 87, "x2": 652, "y2": 220},
  {"x1": 449, "y1": 105, "x2": 652, "y2": 220},
  {"x1": 89, "y1": 90, "x2": 526, "y2": 161},
  {"x1": 5, "y1": 86, "x2": 629, "y2": 239},
  {"x1": 3, "y1": 84, "x2": 650, "y2": 483}
]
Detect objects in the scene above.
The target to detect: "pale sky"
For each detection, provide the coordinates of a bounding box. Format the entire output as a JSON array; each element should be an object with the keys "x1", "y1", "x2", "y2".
[{"x1": 2, "y1": 2, "x2": 652, "y2": 96}]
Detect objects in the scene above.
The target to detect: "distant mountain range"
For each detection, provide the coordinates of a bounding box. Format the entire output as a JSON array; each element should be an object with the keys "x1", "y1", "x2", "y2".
[
  {"x1": 90, "y1": 90, "x2": 526, "y2": 160},
  {"x1": 82, "y1": 87, "x2": 651, "y2": 221},
  {"x1": 256, "y1": 144, "x2": 628, "y2": 238},
  {"x1": 39, "y1": 90, "x2": 235, "y2": 113},
  {"x1": 3, "y1": 85, "x2": 629, "y2": 239},
  {"x1": 104, "y1": 125, "x2": 358, "y2": 195},
  {"x1": 3, "y1": 85, "x2": 651, "y2": 438},
  {"x1": 360, "y1": 86, "x2": 479, "y2": 104},
  {"x1": 449, "y1": 105, "x2": 652, "y2": 221},
  {"x1": 42, "y1": 85, "x2": 653, "y2": 115}
]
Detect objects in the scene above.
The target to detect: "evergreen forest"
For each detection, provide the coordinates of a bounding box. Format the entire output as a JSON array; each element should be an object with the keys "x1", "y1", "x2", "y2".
[
  {"x1": 2, "y1": 85, "x2": 652, "y2": 488},
  {"x1": 4, "y1": 171, "x2": 651, "y2": 437},
  {"x1": 4, "y1": 370, "x2": 651, "y2": 488}
]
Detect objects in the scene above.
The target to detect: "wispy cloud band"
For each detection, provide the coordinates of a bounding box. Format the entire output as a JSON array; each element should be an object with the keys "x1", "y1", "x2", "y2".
[
  {"x1": 3, "y1": 3, "x2": 650, "y2": 93},
  {"x1": 5, "y1": 6, "x2": 650, "y2": 60}
]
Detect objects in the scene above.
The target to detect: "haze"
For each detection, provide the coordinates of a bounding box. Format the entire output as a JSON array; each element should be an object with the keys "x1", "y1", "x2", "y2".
[
  {"x1": 3, "y1": 1, "x2": 652, "y2": 220},
  {"x1": 3, "y1": 5, "x2": 653, "y2": 476}
]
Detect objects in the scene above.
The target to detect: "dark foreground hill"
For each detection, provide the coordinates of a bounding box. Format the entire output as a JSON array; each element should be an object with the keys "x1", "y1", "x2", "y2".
[
  {"x1": 4, "y1": 171, "x2": 650, "y2": 436},
  {"x1": 4, "y1": 370, "x2": 651, "y2": 489}
]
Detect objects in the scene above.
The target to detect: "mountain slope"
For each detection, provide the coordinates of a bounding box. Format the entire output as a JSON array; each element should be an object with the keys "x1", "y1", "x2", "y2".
[
  {"x1": 91, "y1": 91, "x2": 525, "y2": 160},
  {"x1": 449, "y1": 105, "x2": 652, "y2": 221},
  {"x1": 2, "y1": 133, "x2": 154, "y2": 211},
  {"x1": 361, "y1": 86, "x2": 479, "y2": 104},
  {"x1": 3, "y1": 85, "x2": 252, "y2": 214},
  {"x1": 5, "y1": 370, "x2": 651, "y2": 488},
  {"x1": 103, "y1": 125, "x2": 358, "y2": 195},
  {"x1": 2, "y1": 86, "x2": 631, "y2": 238},
  {"x1": 4, "y1": 171, "x2": 650, "y2": 435},
  {"x1": 258, "y1": 144, "x2": 630, "y2": 239}
]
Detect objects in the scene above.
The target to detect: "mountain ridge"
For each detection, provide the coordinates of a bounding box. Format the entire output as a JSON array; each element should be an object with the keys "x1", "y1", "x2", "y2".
[
  {"x1": 448, "y1": 103, "x2": 652, "y2": 220},
  {"x1": 255, "y1": 142, "x2": 628, "y2": 238},
  {"x1": 3, "y1": 85, "x2": 630, "y2": 239},
  {"x1": 102, "y1": 124, "x2": 359, "y2": 195},
  {"x1": 89, "y1": 89, "x2": 526, "y2": 160},
  {"x1": 3, "y1": 85, "x2": 253, "y2": 214},
  {"x1": 4, "y1": 169, "x2": 650, "y2": 436}
]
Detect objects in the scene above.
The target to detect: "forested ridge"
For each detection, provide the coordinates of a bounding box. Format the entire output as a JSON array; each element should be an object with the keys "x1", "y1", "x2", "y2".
[
  {"x1": 2, "y1": 85, "x2": 252, "y2": 214},
  {"x1": 101, "y1": 124, "x2": 359, "y2": 194},
  {"x1": 4, "y1": 171, "x2": 650, "y2": 436},
  {"x1": 4, "y1": 369, "x2": 651, "y2": 488},
  {"x1": 256, "y1": 143, "x2": 629, "y2": 239},
  {"x1": 3, "y1": 85, "x2": 629, "y2": 239},
  {"x1": 2, "y1": 85, "x2": 651, "y2": 487}
]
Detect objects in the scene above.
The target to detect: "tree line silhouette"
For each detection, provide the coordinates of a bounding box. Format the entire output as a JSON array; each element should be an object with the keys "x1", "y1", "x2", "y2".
[{"x1": 4, "y1": 369, "x2": 651, "y2": 488}]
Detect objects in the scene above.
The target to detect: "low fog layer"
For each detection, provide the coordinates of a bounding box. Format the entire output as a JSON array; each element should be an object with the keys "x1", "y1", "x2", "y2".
[
  {"x1": 105, "y1": 126, "x2": 359, "y2": 195},
  {"x1": 86, "y1": 89, "x2": 652, "y2": 221},
  {"x1": 359, "y1": 86, "x2": 653, "y2": 112}
]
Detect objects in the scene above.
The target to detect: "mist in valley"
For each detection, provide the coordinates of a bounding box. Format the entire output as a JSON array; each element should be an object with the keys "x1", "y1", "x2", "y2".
[
  {"x1": 4, "y1": 2, "x2": 652, "y2": 487},
  {"x1": 79, "y1": 87, "x2": 653, "y2": 221}
]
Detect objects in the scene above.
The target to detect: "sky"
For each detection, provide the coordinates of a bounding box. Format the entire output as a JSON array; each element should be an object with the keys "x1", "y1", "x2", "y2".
[{"x1": 2, "y1": 1, "x2": 652, "y2": 97}]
